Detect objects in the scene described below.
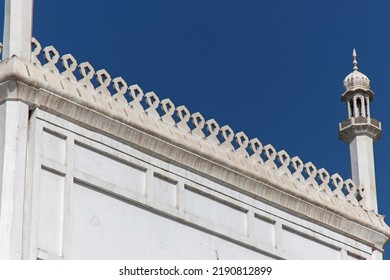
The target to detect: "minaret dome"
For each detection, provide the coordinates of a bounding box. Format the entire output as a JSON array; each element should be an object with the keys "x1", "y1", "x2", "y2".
[{"x1": 343, "y1": 49, "x2": 371, "y2": 93}]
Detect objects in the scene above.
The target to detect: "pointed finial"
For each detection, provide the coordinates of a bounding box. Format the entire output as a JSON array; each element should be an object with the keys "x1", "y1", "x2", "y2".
[{"x1": 352, "y1": 49, "x2": 358, "y2": 71}]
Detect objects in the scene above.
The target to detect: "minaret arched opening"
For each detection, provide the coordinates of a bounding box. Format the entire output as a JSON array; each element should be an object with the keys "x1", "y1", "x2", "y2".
[
  {"x1": 355, "y1": 96, "x2": 362, "y2": 117},
  {"x1": 366, "y1": 96, "x2": 370, "y2": 117},
  {"x1": 348, "y1": 99, "x2": 353, "y2": 118}
]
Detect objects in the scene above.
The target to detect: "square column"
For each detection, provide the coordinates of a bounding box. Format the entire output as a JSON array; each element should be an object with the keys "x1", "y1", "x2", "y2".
[
  {"x1": 0, "y1": 99, "x2": 29, "y2": 259},
  {"x1": 2, "y1": 0, "x2": 34, "y2": 60}
]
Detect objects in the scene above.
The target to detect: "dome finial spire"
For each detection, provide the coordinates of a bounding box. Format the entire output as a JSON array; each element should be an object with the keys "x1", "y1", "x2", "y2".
[
  {"x1": 343, "y1": 49, "x2": 370, "y2": 92},
  {"x1": 352, "y1": 49, "x2": 358, "y2": 71}
]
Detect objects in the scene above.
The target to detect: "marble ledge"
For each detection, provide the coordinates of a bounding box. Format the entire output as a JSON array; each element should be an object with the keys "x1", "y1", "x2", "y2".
[{"x1": 0, "y1": 56, "x2": 389, "y2": 248}]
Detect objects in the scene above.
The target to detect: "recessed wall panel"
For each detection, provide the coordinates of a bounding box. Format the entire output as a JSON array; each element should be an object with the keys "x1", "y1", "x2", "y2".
[
  {"x1": 37, "y1": 168, "x2": 65, "y2": 256},
  {"x1": 149, "y1": 174, "x2": 177, "y2": 208},
  {"x1": 184, "y1": 187, "x2": 247, "y2": 236},
  {"x1": 42, "y1": 129, "x2": 66, "y2": 164},
  {"x1": 282, "y1": 227, "x2": 340, "y2": 259},
  {"x1": 253, "y1": 215, "x2": 275, "y2": 247},
  {"x1": 74, "y1": 143, "x2": 145, "y2": 194}
]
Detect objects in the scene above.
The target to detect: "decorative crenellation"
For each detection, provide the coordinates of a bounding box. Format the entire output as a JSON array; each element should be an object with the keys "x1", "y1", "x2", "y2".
[{"x1": 27, "y1": 38, "x2": 370, "y2": 211}]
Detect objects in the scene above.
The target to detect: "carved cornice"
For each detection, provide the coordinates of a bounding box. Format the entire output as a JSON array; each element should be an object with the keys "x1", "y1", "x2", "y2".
[{"x1": 0, "y1": 39, "x2": 389, "y2": 248}]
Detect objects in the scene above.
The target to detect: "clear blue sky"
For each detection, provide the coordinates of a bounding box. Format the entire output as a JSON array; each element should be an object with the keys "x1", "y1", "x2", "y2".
[{"x1": 2, "y1": 0, "x2": 390, "y2": 259}]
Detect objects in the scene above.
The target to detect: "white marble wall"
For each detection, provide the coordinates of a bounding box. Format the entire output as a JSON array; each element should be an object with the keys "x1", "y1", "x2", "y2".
[{"x1": 23, "y1": 109, "x2": 374, "y2": 260}]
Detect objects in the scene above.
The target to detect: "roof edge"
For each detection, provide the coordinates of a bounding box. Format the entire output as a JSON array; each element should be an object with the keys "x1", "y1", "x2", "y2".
[{"x1": 0, "y1": 55, "x2": 389, "y2": 248}]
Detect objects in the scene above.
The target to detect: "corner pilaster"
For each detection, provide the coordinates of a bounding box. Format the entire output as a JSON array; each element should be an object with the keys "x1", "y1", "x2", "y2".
[{"x1": 0, "y1": 82, "x2": 30, "y2": 259}]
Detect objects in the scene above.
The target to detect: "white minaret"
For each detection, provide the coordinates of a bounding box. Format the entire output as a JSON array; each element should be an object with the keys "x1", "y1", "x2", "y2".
[
  {"x1": 338, "y1": 49, "x2": 381, "y2": 212},
  {"x1": 2, "y1": 0, "x2": 34, "y2": 60},
  {"x1": 0, "y1": 0, "x2": 33, "y2": 259}
]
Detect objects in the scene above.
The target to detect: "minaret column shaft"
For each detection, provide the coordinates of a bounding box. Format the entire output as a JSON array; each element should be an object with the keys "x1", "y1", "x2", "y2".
[
  {"x1": 2, "y1": 0, "x2": 34, "y2": 60},
  {"x1": 349, "y1": 135, "x2": 378, "y2": 212}
]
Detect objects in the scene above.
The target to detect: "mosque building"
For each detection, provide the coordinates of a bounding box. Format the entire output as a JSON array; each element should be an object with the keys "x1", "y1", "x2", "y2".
[{"x1": 0, "y1": 0, "x2": 388, "y2": 259}]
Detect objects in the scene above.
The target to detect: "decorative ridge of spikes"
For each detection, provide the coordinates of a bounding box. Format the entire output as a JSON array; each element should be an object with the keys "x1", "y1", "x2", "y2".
[{"x1": 0, "y1": 38, "x2": 377, "y2": 217}]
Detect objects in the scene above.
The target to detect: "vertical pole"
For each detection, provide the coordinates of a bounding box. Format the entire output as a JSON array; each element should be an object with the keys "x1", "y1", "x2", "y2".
[
  {"x1": 2, "y1": 0, "x2": 34, "y2": 60},
  {"x1": 360, "y1": 97, "x2": 366, "y2": 117},
  {"x1": 347, "y1": 100, "x2": 351, "y2": 118},
  {"x1": 366, "y1": 97, "x2": 371, "y2": 118},
  {"x1": 0, "y1": 87, "x2": 29, "y2": 259},
  {"x1": 0, "y1": 0, "x2": 33, "y2": 259},
  {"x1": 353, "y1": 97, "x2": 358, "y2": 118}
]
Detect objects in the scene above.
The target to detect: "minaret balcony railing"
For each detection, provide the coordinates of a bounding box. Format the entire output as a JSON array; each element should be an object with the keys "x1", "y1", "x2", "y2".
[{"x1": 339, "y1": 116, "x2": 381, "y2": 130}]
